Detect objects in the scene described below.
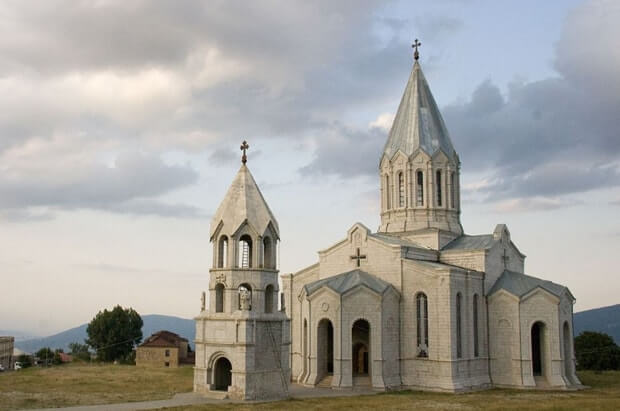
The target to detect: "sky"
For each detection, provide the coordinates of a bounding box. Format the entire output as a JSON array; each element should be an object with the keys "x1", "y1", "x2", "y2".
[{"x1": 1, "y1": 0, "x2": 619, "y2": 337}]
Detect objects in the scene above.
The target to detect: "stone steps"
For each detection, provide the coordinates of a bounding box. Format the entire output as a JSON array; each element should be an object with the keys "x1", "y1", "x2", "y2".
[
  {"x1": 534, "y1": 376, "x2": 550, "y2": 389},
  {"x1": 203, "y1": 390, "x2": 229, "y2": 400},
  {"x1": 317, "y1": 375, "x2": 333, "y2": 388},
  {"x1": 353, "y1": 375, "x2": 371, "y2": 388}
]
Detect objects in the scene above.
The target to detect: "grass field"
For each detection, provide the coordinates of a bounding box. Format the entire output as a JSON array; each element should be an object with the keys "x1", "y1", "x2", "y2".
[
  {"x1": 1, "y1": 365, "x2": 620, "y2": 411},
  {"x1": 171, "y1": 371, "x2": 620, "y2": 411},
  {"x1": 0, "y1": 362, "x2": 193, "y2": 410}
]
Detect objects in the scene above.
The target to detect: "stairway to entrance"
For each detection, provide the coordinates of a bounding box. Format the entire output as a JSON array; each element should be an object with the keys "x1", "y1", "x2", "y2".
[
  {"x1": 353, "y1": 375, "x2": 371, "y2": 388},
  {"x1": 317, "y1": 375, "x2": 333, "y2": 388}
]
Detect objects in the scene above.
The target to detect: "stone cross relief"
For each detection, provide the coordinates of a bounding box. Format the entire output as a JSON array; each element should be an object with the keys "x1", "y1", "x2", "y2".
[
  {"x1": 502, "y1": 248, "x2": 510, "y2": 269},
  {"x1": 350, "y1": 247, "x2": 367, "y2": 267}
]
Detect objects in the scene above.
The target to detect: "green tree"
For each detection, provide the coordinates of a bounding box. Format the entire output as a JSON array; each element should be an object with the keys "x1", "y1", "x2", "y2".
[
  {"x1": 17, "y1": 354, "x2": 32, "y2": 368},
  {"x1": 36, "y1": 347, "x2": 54, "y2": 366},
  {"x1": 69, "y1": 342, "x2": 91, "y2": 362},
  {"x1": 86, "y1": 305, "x2": 143, "y2": 362},
  {"x1": 574, "y1": 331, "x2": 620, "y2": 370}
]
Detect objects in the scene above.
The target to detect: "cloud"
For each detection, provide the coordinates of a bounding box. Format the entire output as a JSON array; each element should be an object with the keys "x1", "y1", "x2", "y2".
[
  {"x1": 441, "y1": 1, "x2": 620, "y2": 208},
  {"x1": 299, "y1": 122, "x2": 385, "y2": 178},
  {"x1": 0, "y1": 144, "x2": 200, "y2": 219},
  {"x1": 493, "y1": 197, "x2": 582, "y2": 213}
]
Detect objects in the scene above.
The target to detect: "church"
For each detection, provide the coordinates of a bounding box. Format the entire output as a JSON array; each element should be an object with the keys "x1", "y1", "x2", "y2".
[{"x1": 193, "y1": 45, "x2": 582, "y2": 399}]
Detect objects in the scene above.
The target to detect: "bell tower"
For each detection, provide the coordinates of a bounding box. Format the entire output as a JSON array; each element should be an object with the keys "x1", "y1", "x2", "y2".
[
  {"x1": 194, "y1": 141, "x2": 290, "y2": 400},
  {"x1": 379, "y1": 41, "x2": 463, "y2": 245}
]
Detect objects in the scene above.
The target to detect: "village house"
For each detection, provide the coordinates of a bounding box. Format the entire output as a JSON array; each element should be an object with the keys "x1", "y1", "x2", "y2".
[{"x1": 136, "y1": 330, "x2": 192, "y2": 368}]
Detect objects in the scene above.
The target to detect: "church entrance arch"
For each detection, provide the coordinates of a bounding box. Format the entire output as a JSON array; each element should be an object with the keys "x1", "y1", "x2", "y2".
[
  {"x1": 317, "y1": 319, "x2": 334, "y2": 380},
  {"x1": 214, "y1": 357, "x2": 232, "y2": 391},
  {"x1": 531, "y1": 322, "x2": 546, "y2": 379},
  {"x1": 352, "y1": 319, "x2": 370, "y2": 379}
]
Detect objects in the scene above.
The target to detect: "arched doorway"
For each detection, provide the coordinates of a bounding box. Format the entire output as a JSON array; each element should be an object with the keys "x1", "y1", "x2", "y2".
[
  {"x1": 352, "y1": 342, "x2": 369, "y2": 374},
  {"x1": 531, "y1": 322, "x2": 545, "y2": 378},
  {"x1": 214, "y1": 357, "x2": 232, "y2": 391},
  {"x1": 352, "y1": 319, "x2": 370, "y2": 381},
  {"x1": 317, "y1": 319, "x2": 334, "y2": 380}
]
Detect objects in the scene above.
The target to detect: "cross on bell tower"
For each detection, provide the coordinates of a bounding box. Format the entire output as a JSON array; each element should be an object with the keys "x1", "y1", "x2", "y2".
[{"x1": 240, "y1": 140, "x2": 249, "y2": 164}]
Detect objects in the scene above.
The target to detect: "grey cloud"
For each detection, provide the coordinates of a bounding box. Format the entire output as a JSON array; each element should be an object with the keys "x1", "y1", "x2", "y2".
[
  {"x1": 0, "y1": 152, "x2": 201, "y2": 218},
  {"x1": 300, "y1": 0, "x2": 620, "y2": 211},
  {"x1": 299, "y1": 123, "x2": 384, "y2": 178},
  {"x1": 0, "y1": 0, "x2": 403, "y2": 155},
  {"x1": 208, "y1": 146, "x2": 238, "y2": 166}
]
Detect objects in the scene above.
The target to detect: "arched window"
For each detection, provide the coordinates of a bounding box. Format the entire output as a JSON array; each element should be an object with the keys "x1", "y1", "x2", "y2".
[
  {"x1": 385, "y1": 175, "x2": 391, "y2": 209},
  {"x1": 450, "y1": 172, "x2": 456, "y2": 209},
  {"x1": 416, "y1": 292, "x2": 429, "y2": 357},
  {"x1": 238, "y1": 283, "x2": 252, "y2": 311},
  {"x1": 416, "y1": 171, "x2": 424, "y2": 206},
  {"x1": 264, "y1": 284, "x2": 274, "y2": 313},
  {"x1": 215, "y1": 283, "x2": 225, "y2": 313},
  {"x1": 217, "y1": 236, "x2": 228, "y2": 268},
  {"x1": 436, "y1": 170, "x2": 443, "y2": 207},
  {"x1": 263, "y1": 237, "x2": 274, "y2": 269},
  {"x1": 473, "y1": 294, "x2": 479, "y2": 357},
  {"x1": 238, "y1": 235, "x2": 253, "y2": 268},
  {"x1": 398, "y1": 172, "x2": 405, "y2": 207},
  {"x1": 456, "y1": 292, "x2": 462, "y2": 358}
]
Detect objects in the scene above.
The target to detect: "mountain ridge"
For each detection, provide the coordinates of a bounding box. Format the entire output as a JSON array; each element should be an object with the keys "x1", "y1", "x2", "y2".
[{"x1": 15, "y1": 314, "x2": 195, "y2": 353}]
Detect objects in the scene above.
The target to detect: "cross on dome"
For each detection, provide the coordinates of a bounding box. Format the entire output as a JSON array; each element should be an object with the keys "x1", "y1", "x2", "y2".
[{"x1": 412, "y1": 38, "x2": 421, "y2": 61}]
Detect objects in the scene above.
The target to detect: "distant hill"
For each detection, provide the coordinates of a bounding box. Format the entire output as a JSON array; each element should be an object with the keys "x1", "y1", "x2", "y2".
[
  {"x1": 574, "y1": 304, "x2": 620, "y2": 344},
  {"x1": 15, "y1": 314, "x2": 195, "y2": 353}
]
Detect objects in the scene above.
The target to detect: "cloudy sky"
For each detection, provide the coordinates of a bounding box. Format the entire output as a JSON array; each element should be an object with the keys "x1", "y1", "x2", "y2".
[{"x1": 1, "y1": 0, "x2": 619, "y2": 336}]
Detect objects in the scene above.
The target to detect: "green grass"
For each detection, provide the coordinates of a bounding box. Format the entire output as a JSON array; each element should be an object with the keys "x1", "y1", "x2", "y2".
[
  {"x1": 2, "y1": 366, "x2": 620, "y2": 411},
  {"x1": 0, "y1": 362, "x2": 193, "y2": 410},
  {"x1": 166, "y1": 371, "x2": 620, "y2": 411}
]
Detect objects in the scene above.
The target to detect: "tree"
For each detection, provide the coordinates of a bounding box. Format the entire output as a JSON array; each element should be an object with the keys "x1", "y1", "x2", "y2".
[
  {"x1": 574, "y1": 331, "x2": 620, "y2": 370},
  {"x1": 17, "y1": 354, "x2": 32, "y2": 368},
  {"x1": 69, "y1": 342, "x2": 91, "y2": 362},
  {"x1": 86, "y1": 305, "x2": 143, "y2": 362},
  {"x1": 36, "y1": 347, "x2": 54, "y2": 366}
]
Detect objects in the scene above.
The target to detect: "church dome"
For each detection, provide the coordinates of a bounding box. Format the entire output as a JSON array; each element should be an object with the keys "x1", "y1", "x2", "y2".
[
  {"x1": 382, "y1": 61, "x2": 457, "y2": 162},
  {"x1": 210, "y1": 164, "x2": 279, "y2": 241}
]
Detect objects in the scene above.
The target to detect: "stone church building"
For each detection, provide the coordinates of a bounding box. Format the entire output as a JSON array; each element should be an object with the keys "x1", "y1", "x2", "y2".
[{"x1": 194, "y1": 50, "x2": 582, "y2": 399}]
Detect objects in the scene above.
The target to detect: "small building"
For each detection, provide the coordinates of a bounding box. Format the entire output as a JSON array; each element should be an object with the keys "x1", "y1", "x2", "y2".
[
  {"x1": 0, "y1": 336, "x2": 14, "y2": 370},
  {"x1": 136, "y1": 330, "x2": 190, "y2": 367},
  {"x1": 58, "y1": 352, "x2": 73, "y2": 363}
]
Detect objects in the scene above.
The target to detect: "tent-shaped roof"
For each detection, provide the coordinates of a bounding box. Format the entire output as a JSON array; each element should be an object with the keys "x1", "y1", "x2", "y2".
[
  {"x1": 139, "y1": 330, "x2": 188, "y2": 348},
  {"x1": 488, "y1": 270, "x2": 572, "y2": 300},
  {"x1": 382, "y1": 61, "x2": 456, "y2": 161},
  {"x1": 304, "y1": 269, "x2": 392, "y2": 296},
  {"x1": 210, "y1": 164, "x2": 279, "y2": 240}
]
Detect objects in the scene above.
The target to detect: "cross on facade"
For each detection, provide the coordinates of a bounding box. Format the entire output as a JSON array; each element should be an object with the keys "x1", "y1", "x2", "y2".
[
  {"x1": 240, "y1": 140, "x2": 249, "y2": 164},
  {"x1": 412, "y1": 38, "x2": 421, "y2": 61},
  {"x1": 502, "y1": 248, "x2": 510, "y2": 269},
  {"x1": 350, "y1": 247, "x2": 367, "y2": 267}
]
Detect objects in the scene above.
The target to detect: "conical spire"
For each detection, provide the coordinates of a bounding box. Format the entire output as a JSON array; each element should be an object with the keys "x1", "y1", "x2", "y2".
[
  {"x1": 210, "y1": 164, "x2": 279, "y2": 240},
  {"x1": 382, "y1": 61, "x2": 456, "y2": 162}
]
